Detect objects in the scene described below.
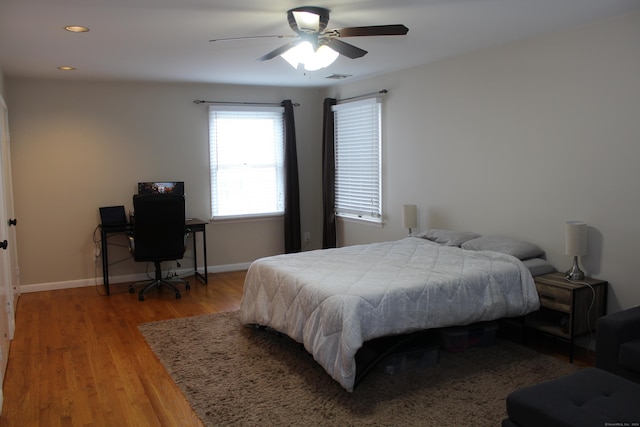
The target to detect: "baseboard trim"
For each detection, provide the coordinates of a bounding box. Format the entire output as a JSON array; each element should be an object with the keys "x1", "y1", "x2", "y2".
[{"x1": 19, "y1": 262, "x2": 252, "y2": 293}]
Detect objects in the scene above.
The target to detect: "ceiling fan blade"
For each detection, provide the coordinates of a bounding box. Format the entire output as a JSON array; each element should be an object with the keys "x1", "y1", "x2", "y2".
[
  {"x1": 209, "y1": 35, "x2": 291, "y2": 43},
  {"x1": 327, "y1": 25, "x2": 409, "y2": 38},
  {"x1": 257, "y1": 41, "x2": 298, "y2": 61},
  {"x1": 325, "y1": 39, "x2": 367, "y2": 59}
]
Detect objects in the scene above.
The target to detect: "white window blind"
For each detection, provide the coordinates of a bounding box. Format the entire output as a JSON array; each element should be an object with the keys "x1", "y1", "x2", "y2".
[
  {"x1": 208, "y1": 105, "x2": 285, "y2": 219},
  {"x1": 332, "y1": 97, "x2": 382, "y2": 222}
]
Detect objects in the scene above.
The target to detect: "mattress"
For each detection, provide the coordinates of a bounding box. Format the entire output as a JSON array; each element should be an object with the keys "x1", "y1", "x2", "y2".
[{"x1": 239, "y1": 237, "x2": 540, "y2": 391}]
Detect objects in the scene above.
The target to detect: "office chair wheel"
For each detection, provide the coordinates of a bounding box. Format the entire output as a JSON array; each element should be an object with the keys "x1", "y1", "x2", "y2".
[
  {"x1": 138, "y1": 294, "x2": 145, "y2": 301},
  {"x1": 129, "y1": 287, "x2": 135, "y2": 294},
  {"x1": 185, "y1": 283, "x2": 191, "y2": 290},
  {"x1": 175, "y1": 292, "x2": 181, "y2": 299}
]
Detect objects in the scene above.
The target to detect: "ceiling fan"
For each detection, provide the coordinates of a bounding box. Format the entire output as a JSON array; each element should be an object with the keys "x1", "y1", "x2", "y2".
[{"x1": 211, "y1": 6, "x2": 409, "y2": 70}]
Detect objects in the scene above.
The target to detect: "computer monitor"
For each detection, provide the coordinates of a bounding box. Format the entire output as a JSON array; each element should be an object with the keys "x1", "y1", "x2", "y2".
[{"x1": 137, "y1": 181, "x2": 184, "y2": 196}]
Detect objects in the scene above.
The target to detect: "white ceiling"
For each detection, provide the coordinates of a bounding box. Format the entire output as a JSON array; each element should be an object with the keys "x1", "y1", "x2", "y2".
[{"x1": 1, "y1": 0, "x2": 639, "y2": 87}]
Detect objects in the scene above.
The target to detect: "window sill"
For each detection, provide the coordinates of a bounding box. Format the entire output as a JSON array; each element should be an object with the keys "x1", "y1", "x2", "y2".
[
  {"x1": 337, "y1": 214, "x2": 384, "y2": 227},
  {"x1": 212, "y1": 213, "x2": 284, "y2": 223}
]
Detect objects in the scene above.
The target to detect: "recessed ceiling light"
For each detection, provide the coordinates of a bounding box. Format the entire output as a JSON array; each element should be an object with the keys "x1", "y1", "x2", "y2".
[
  {"x1": 57, "y1": 66, "x2": 76, "y2": 71},
  {"x1": 64, "y1": 25, "x2": 89, "y2": 33}
]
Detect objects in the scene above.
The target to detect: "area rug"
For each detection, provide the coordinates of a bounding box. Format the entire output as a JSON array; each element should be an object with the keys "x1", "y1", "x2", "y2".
[{"x1": 139, "y1": 311, "x2": 580, "y2": 426}]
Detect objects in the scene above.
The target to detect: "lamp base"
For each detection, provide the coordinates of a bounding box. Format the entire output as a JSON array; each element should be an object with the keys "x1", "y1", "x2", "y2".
[{"x1": 565, "y1": 256, "x2": 585, "y2": 281}]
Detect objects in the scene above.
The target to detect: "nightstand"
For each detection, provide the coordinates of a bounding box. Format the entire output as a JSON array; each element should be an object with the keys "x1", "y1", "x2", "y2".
[{"x1": 525, "y1": 272, "x2": 608, "y2": 362}]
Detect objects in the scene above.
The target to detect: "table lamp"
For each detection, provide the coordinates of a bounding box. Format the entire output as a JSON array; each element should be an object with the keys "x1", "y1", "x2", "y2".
[
  {"x1": 565, "y1": 221, "x2": 587, "y2": 281},
  {"x1": 402, "y1": 204, "x2": 417, "y2": 235}
]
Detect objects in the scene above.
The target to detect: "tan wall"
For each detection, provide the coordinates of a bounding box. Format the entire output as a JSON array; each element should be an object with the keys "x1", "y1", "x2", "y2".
[{"x1": 5, "y1": 79, "x2": 324, "y2": 288}]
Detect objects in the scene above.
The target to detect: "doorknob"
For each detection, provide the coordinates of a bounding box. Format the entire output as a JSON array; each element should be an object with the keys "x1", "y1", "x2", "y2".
[
  {"x1": 8, "y1": 218, "x2": 16, "y2": 226},
  {"x1": 0, "y1": 240, "x2": 7, "y2": 250}
]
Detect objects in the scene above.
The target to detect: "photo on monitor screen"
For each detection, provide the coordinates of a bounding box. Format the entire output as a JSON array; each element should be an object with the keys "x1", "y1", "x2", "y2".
[{"x1": 137, "y1": 181, "x2": 184, "y2": 195}]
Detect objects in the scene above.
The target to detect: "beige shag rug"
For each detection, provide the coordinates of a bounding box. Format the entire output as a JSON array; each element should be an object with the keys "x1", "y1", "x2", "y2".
[{"x1": 139, "y1": 311, "x2": 579, "y2": 426}]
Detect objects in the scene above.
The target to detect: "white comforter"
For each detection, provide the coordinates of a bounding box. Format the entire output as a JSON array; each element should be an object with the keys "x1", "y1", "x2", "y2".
[{"x1": 239, "y1": 237, "x2": 540, "y2": 391}]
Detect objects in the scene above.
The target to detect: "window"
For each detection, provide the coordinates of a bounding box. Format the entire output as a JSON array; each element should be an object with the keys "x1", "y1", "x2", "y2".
[
  {"x1": 208, "y1": 105, "x2": 285, "y2": 219},
  {"x1": 332, "y1": 97, "x2": 382, "y2": 222}
]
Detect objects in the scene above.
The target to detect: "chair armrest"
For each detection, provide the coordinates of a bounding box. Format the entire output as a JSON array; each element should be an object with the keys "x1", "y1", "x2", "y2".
[{"x1": 596, "y1": 306, "x2": 640, "y2": 379}]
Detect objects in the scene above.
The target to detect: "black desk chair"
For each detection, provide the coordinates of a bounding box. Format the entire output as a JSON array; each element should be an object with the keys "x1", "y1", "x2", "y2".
[{"x1": 128, "y1": 193, "x2": 190, "y2": 301}]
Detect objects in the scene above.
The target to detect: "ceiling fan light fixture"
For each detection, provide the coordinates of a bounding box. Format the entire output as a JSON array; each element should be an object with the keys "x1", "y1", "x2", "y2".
[
  {"x1": 292, "y1": 11, "x2": 320, "y2": 33},
  {"x1": 255, "y1": 6, "x2": 405, "y2": 68},
  {"x1": 281, "y1": 42, "x2": 338, "y2": 71},
  {"x1": 288, "y1": 6, "x2": 330, "y2": 33},
  {"x1": 281, "y1": 41, "x2": 312, "y2": 68},
  {"x1": 304, "y1": 45, "x2": 339, "y2": 71}
]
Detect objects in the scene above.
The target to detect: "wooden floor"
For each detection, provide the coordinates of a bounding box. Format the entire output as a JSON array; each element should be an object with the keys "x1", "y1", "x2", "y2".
[
  {"x1": 0, "y1": 270, "x2": 595, "y2": 426},
  {"x1": 0, "y1": 271, "x2": 246, "y2": 427}
]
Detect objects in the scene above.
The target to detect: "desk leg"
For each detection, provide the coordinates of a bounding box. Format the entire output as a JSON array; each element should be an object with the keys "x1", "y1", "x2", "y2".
[
  {"x1": 101, "y1": 228, "x2": 110, "y2": 295},
  {"x1": 192, "y1": 231, "x2": 198, "y2": 281},
  {"x1": 192, "y1": 228, "x2": 208, "y2": 284},
  {"x1": 201, "y1": 227, "x2": 208, "y2": 283}
]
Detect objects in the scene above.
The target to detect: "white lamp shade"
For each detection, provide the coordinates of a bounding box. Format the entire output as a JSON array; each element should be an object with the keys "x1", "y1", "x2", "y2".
[
  {"x1": 565, "y1": 221, "x2": 587, "y2": 256},
  {"x1": 303, "y1": 45, "x2": 339, "y2": 71},
  {"x1": 281, "y1": 42, "x2": 313, "y2": 69},
  {"x1": 280, "y1": 42, "x2": 339, "y2": 71},
  {"x1": 402, "y1": 204, "x2": 417, "y2": 229}
]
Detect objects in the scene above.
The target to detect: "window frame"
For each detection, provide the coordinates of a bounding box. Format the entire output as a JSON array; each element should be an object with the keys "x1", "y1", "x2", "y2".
[
  {"x1": 208, "y1": 105, "x2": 285, "y2": 220},
  {"x1": 332, "y1": 97, "x2": 383, "y2": 223}
]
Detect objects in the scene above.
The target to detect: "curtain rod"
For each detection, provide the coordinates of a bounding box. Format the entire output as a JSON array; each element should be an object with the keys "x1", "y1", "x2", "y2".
[
  {"x1": 193, "y1": 100, "x2": 300, "y2": 107},
  {"x1": 337, "y1": 89, "x2": 387, "y2": 103}
]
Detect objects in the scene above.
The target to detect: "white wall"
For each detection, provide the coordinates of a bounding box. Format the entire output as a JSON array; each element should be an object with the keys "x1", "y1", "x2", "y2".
[
  {"x1": 326, "y1": 10, "x2": 640, "y2": 312},
  {"x1": 5, "y1": 79, "x2": 325, "y2": 288}
]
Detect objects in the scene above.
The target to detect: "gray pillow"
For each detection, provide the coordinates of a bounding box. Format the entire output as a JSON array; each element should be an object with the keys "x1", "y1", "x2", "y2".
[
  {"x1": 461, "y1": 235, "x2": 545, "y2": 260},
  {"x1": 414, "y1": 229, "x2": 481, "y2": 247},
  {"x1": 522, "y1": 258, "x2": 556, "y2": 276}
]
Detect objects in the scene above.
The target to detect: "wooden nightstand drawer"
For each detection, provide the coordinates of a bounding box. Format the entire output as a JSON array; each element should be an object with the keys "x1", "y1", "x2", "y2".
[{"x1": 535, "y1": 282, "x2": 571, "y2": 312}]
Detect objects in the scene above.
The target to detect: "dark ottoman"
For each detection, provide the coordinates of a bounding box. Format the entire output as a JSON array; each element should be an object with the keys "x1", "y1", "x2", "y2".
[{"x1": 502, "y1": 368, "x2": 640, "y2": 427}]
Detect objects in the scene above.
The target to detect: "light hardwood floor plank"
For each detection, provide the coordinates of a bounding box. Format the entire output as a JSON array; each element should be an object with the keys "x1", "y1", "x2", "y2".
[{"x1": 0, "y1": 271, "x2": 246, "y2": 427}]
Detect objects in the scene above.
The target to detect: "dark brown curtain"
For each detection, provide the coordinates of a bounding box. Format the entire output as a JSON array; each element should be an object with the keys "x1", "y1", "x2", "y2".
[
  {"x1": 322, "y1": 98, "x2": 337, "y2": 249},
  {"x1": 282, "y1": 100, "x2": 301, "y2": 253}
]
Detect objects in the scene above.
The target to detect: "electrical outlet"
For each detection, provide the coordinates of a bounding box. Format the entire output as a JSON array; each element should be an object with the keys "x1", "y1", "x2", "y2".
[{"x1": 304, "y1": 232, "x2": 310, "y2": 242}]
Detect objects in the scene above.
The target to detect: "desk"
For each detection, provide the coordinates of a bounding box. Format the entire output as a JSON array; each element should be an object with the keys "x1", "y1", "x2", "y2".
[{"x1": 100, "y1": 218, "x2": 208, "y2": 295}]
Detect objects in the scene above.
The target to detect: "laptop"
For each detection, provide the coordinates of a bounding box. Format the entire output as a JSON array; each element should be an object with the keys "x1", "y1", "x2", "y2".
[{"x1": 99, "y1": 205, "x2": 128, "y2": 228}]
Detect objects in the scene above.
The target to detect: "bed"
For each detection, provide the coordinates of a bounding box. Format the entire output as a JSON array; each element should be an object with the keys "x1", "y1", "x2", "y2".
[{"x1": 239, "y1": 231, "x2": 549, "y2": 392}]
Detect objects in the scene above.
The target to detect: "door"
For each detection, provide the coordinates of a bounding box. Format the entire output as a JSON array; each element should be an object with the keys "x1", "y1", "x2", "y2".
[
  {"x1": 0, "y1": 95, "x2": 12, "y2": 407},
  {"x1": 0, "y1": 96, "x2": 18, "y2": 339}
]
